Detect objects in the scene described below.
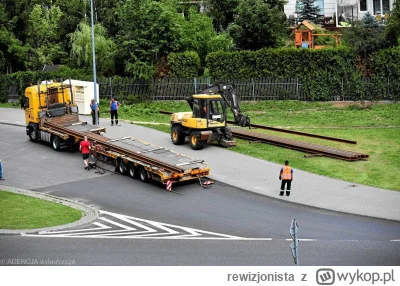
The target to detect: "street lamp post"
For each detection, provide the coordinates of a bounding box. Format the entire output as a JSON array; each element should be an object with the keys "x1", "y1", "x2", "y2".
[{"x1": 90, "y1": 0, "x2": 98, "y2": 125}]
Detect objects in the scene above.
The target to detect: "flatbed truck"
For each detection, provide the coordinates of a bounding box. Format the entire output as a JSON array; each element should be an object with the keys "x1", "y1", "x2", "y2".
[{"x1": 23, "y1": 81, "x2": 210, "y2": 185}]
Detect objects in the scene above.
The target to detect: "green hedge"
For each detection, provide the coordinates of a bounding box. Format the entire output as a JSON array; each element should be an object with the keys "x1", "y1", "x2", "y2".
[
  {"x1": 167, "y1": 51, "x2": 201, "y2": 78},
  {"x1": 206, "y1": 47, "x2": 400, "y2": 100}
]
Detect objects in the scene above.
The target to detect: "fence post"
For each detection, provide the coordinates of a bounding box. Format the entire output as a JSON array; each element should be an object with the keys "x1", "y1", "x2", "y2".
[
  {"x1": 194, "y1": 77, "x2": 197, "y2": 93},
  {"x1": 341, "y1": 78, "x2": 344, "y2": 101},
  {"x1": 296, "y1": 78, "x2": 299, "y2": 99},
  {"x1": 109, "y1": 77, "x2": 113, "y2": 100},
  {"x1": 251, "y1": 78, "x2": 255, "y2": 101},
  {"x1": 387, "y1": 77, "x2": 390, "y2": 100}
]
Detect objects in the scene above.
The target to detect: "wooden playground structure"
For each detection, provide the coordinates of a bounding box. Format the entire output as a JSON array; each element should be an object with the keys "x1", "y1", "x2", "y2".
[{"x1": 294, "y1": 20, "x2": 341, "y2": 49}]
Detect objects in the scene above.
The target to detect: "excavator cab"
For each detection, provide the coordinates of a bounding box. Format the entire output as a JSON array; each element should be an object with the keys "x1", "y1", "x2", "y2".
[{"x1": 192, "y1": 97, "x2": 225, "y2": 123}]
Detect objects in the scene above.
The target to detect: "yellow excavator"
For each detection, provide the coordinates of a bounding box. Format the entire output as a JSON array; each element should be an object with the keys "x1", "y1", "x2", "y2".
[{"x1": 170, "y1": 83, "x2": 250, "y2": 150}]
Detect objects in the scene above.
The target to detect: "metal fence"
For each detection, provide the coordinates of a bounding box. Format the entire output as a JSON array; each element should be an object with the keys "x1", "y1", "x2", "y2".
[{"x1": 8, "y1": 77, "x2": 399, "y2": 102}]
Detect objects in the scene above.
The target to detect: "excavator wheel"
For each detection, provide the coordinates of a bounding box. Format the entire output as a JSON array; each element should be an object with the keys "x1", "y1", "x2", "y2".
[
  {"x1": 171, "y1": 125, "x2": 185, "y2": 145},
  {"x1": 189, "y1": 131, "x2": 205, "y2": 150},
  {"x1": 221, "y1": 127, "x2": 233, "y2": 141}
]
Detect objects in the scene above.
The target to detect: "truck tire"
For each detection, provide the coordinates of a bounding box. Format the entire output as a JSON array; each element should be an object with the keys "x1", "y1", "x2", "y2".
[
  {"x1": 189, "y1": 131, "x2": 205, "y2": 150},
  {"x1": 28, "y1": 125, "x2": 38, "y2": 142},
  {"x1": 51, "y1": 135, "x2": 61, "y2": 151},
  {"x1": 221, "y1": 127, "x2": 233, "y2": 140},
  {"x1": 139, "y1": 166, "x2": 149, "y2": 182},
  {"x1": 117, "y1": 159, "x2": 128, "y2": 174},
  {"x1": 171, "y1": 125, "x2": 185, "y2": 145},
  {"x1": 128, "y1": 163, "x2": 137, "y2": 179}
]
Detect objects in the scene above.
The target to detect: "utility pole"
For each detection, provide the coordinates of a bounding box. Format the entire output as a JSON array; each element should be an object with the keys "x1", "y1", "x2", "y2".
[
  {"x1": 90, "y1": 0, "x2": 98, "y2": 125},
  {"x1": 289, "y1": 217, "x2": 299, "y2": 265}
]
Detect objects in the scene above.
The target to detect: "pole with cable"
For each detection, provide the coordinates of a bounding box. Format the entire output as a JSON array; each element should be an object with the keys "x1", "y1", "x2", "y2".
[{"x1": 90, "y1": 0, "x2": 98, "y2": 125}]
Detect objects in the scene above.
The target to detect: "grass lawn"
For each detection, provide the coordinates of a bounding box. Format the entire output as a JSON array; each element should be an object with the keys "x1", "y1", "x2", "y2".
[
  {"x1": 97, "y1": 100, "x2": 399, "y2": 191},
  {"x1": 0, "y1": 191, "x2": 82, "y2": 229}
]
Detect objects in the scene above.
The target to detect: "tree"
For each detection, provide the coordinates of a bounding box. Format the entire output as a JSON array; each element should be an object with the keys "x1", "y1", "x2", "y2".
[
  {"x1": 296, "y1": 0, "x2": 322, "y2": 23},
  {"x1": 362, "y1": 12, "x2": 378, "y2": 27},
  {"x1": 25, "y1": 4, "x2": 64, "y2": 70},
  {"x1": 115, "y1": 0, "x2": 185, "y2": 79},
  {"x1": 206, "y1": 0, "x2": 240, "y2": 32},
  {"x1": 386, "y1": 0, "x2": 400, "y2": 46},
  {"x1": 342, "y1": 21, "x2": 390, "y2": 76},
  {"x1": 70, "y1": 22, "x2": 116, "y2": 76},
  {"x1": 0, "y1": 3, "x2": 28, "y2": 74},
  {"x1": 181, "y1": 8, "x2": 233, "y2": 65},
  {"x1": 228, "y1": 0, "x2": 287, "y2": 50}
]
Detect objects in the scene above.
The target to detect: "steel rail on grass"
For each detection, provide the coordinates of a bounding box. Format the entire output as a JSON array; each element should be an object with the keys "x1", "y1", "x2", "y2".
[
  {"x1": 232, "y1": 129, "x2": 368, "y2": 161},
  {"x1": 228, "y1": 121, "x2": 357, "y2": 145},
  {"x1": 43, "y1": 121, "x2": 185, "y2": 173},
  {"x1": 159, "y1": 110, "x2": 356, "y2": 144}
]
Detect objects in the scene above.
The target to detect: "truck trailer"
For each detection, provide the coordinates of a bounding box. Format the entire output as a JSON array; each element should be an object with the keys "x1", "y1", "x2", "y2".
[{"x1": 23, "y1": 81, "x2": 210, "y2": 185}]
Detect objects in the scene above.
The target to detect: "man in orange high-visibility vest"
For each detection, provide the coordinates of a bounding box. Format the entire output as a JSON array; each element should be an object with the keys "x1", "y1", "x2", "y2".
[{"x1": 279, "y1": 160, "x2": 293, "y2": 196}]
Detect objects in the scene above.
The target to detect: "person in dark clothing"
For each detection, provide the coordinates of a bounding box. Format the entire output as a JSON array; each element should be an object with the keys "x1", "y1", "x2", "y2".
[
  {"x1": 279, "y1": 160, "x2": 294, "y2": 196},
  {"x1": 109, "y1": 98, "x2": 121, "y2": 126},
  {"x1": 90, "y1": 99, "x2": 100, "y2": 125}
]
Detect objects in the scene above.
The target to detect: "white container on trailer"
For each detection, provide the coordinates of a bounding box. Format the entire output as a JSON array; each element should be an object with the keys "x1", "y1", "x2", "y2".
[{"x1": 63, "y1": 79, "x2": 99, "y2": 115}]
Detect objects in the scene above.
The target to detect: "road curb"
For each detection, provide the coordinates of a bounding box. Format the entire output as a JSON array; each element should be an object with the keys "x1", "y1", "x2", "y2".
[
  {"x1": 0, "y1": 185, "x2": 99, "y2": 235},
  {"x1": 0, "y1": 120, "x2": 25, "y2": 128}
]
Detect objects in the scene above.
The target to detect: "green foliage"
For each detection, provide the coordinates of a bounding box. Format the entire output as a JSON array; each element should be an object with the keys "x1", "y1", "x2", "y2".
[
  {"x1": 228, "y1": 0, "x2": 288, "y2": 50},
  {"x1": 70, "y1": 22, "x2": 116, "y2": 76},
  {"x1": 168, "y1": 51, "x2": 201, "y2": 78},
  {"x1": 25, "y1": 4, "x2": 64, "y2": 70},
  {"x1": 386, "y1": 0, "x2": 400, "y2": 46},
  {"x1": 205, "y1": 0, "x2": 240, "y2": 31}
]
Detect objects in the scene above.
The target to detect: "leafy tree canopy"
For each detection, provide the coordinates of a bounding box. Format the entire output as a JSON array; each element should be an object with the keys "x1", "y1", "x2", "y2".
[
  {"x1": 228, "y1": 0, "x2": 287, "y2": 50},
  {"x1": 70, "y1": 22, "x2": 116, "y2": 76}
]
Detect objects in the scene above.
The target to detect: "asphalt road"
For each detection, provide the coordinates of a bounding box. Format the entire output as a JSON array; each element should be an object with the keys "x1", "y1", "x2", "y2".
[{"x1": 0, "y1": 124, "x2": 399, "y2": 265}]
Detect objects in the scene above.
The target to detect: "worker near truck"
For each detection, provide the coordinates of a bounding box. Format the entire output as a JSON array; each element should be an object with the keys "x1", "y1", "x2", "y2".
[
  {"x1": 79, "y1": 136, "x2": 91, "y2": 170},
  {"x1": 90, "y1": 99, "x2": 100, "y2": 125},
  {"x1": 109, "y1": 98, "x2": 121, "y2": 126},
  {"x1": 279, "y1": 160, "x2": 293, "y2": 196}
]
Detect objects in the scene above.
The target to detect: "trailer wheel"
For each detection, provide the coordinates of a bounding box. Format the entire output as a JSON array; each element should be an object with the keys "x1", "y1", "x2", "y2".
[
  {"x1": 189, "y1": 131, "x2": 205, "y2": 150},
  {"x1": 117, "y1": 160, "x2": 127, "y2": 174},
  {"x1": 139, "y1": 166, "x2": 149, "y2": 182},
  {"x1": 171, "y1": 125, "x2": 185, "y2": 145},
  {"x1": 28, "y1": 126, "x2": 38, "y2": 142},
  {"x1": 51, "y1": 135, "x2": 61, "y2": 151},
  {"x1": 128, "y1": 163, "x2": 137, "y2": 179}
]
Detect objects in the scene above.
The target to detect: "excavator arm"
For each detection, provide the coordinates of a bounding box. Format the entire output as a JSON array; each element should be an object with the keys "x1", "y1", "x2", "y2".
[{"x1": 188, "y1": 83, "x2": 250, "y2": 127}]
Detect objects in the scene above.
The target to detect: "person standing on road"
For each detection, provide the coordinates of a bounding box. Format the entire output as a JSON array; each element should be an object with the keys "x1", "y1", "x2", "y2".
[
  {"x1": 79, "y1": 136, "x2": 91, "y2": 170},
  {"x1": 90, "y1": 99, "x2": 100, "y2": 125},
  {"x1": 279, "y1": 160, "x2": 293, "y2": 196},
  {"x1": 109, "y1": 98, "x2": 120, "y2": 126}
]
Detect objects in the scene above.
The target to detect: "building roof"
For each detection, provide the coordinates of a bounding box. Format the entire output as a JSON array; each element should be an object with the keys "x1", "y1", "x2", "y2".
[
  {"x1": 296, "y1": 20, "x2": 316, "y2": 31},
  {"x1": 42, "y1": 65, "x2": 61, "y2": 72}
]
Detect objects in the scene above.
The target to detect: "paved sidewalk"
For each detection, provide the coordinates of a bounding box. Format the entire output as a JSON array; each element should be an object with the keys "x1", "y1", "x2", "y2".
[{"x1": 1, "y1": 108, "x2": 399, "y2": 221}]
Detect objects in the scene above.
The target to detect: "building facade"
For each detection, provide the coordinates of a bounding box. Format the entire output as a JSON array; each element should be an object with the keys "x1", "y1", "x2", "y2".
[{"x1": 284, "y1": 0, "x2": 394, "y2": 21}]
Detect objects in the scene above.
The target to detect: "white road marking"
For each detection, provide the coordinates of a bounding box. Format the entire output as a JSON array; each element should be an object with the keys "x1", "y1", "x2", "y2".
[
  {"x1": 22, "y1": 210, "x2": 273, "y2": 240},
  {"x1": 99, "y1": 217, "x2": 135, "y2": 230},
  {"x1": 284, "y1": 238, "x2": 317, "y2": 241},
  {"x1": 390, "y1": 239, "x2": 400, "y2": 241}
]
